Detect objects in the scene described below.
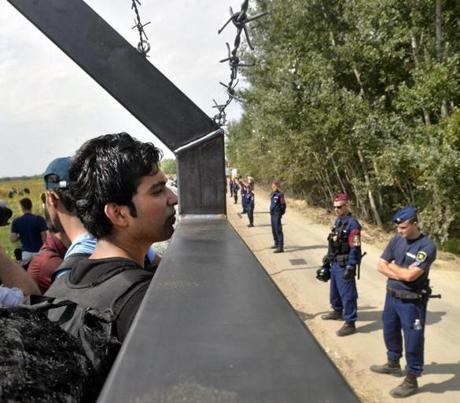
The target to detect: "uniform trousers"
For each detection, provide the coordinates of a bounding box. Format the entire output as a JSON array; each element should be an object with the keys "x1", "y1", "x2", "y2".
[
  {"x1": 271, "y1": 213, "x2": 283, "y2": 248},
  {"x1": 247, "y1": 206, "x2": 254, "y2": 225},
  {"x1": 241, "y1": 194, "x2": 247, "y2": 213},
  {"x1": 383, "y1": 292, "x2": 426, "y2": 376},
  {"x1": 330, "y1": 262, "x2": 358, "y2": 323}
]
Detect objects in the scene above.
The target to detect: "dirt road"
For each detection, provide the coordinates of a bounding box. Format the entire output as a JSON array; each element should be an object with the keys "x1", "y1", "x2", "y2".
[{"x1": 227, "y1": 189, "x2": 460, "y2": 403}]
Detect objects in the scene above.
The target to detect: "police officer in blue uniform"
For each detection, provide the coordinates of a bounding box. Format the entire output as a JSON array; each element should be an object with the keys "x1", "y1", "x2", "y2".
[
  {"x1": 240, "y1": 178, "x2": 248, "y2": 215},
  {"x1": 321, "y1": 193, "x2": 362, "y2": 337},
  {"x1": 232, "y1": 178, "x2": 239, "y2": 204},
  {"x1": 370, "y1": 206, "x2": 436, "y2": 398},
  {"x1": 245, "y1": 181, "x2": 255, "y2": 227},
  {"x1": 270, "y1": 180, "x2": 286, "y2": 253},
  {"x1": 228, "y1": 177, "x2": 234, "y2": 198}
]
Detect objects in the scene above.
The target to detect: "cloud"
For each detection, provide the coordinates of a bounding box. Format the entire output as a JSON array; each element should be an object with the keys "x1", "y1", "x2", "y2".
[{"x1": 0, "y1": 0, "x2": 245, "y2": 177}]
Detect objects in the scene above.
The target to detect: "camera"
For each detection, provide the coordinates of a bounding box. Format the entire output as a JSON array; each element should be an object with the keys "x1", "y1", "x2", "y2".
[{"x1": 0, "y1": 201, "x2": 13, "y2": 227}]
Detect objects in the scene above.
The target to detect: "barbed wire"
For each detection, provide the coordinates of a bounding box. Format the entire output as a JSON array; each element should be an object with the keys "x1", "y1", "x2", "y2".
[
  {"x1": 213, "y1": 1, "x2": 268, "y2": 126},
  {"x1": 126, "y1": 1, "x2": 265, "y2": 125},
  {"x1": 130, "y1": 0, "x2": 151, "y2": 57}
]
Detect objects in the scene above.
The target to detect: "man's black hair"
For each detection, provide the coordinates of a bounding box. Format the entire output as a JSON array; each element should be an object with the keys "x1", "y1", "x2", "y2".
[
  {"x1": 19, "y1": 198, "x2": 32, "y2": 211},
  {"x1": 69, "y1": 133, "x2": 162, "y2": 239},
  {"x1": 53, "y1": 188, "x2": 76, "y2": 214}
]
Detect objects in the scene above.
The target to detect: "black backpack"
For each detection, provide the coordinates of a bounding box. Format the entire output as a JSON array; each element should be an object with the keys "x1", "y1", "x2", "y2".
[
  {"x1": 0, "y1": 302, "x2": 95, "y2": 402},
  {"x1": 0, "y1": 267, "x2": 152, "y2": 402}
]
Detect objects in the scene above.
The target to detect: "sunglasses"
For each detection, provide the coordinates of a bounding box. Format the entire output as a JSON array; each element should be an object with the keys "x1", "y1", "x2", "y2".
[{"x1": 333, "y1": 205, "x2": 346, "y2": 209}]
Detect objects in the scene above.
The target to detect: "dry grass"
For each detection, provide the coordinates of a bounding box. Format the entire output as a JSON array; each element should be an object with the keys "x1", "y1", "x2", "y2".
[{"x1": 0, "y1": 177, "x2": 44, "y2": 258}]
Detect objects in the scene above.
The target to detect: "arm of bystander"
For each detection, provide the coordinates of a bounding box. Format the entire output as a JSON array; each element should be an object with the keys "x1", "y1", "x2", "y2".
[{"x1": 0, "y1": 246, "x2": 41, "y2": 296}]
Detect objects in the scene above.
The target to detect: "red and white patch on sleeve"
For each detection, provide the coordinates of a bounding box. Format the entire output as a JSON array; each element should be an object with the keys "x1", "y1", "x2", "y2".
[{"x1": 349, "y1": 228, "x2": 361, "y2": 247}]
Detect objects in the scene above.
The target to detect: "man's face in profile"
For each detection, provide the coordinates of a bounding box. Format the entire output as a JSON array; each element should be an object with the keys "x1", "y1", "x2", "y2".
[
  {"x1": 396, "y1": 220, "x2": 418, "y2": 239},
  {"x1": 129, "y1": 169, "x2": 178, "y2": 243}
]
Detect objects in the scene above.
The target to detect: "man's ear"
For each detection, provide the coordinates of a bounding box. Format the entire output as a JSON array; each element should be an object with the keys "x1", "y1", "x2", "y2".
[
  {"x1": 45, "y1": 190, "x2": 60, "y2": 208},
  {"x1": 104, "y1": 203, "x2": 129, "y2": 227}
]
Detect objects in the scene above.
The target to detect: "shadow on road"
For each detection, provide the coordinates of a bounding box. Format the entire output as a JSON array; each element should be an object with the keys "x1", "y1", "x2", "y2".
[
  {"x1": 419, "y1": 361, "x2": 460, "y2": 394},
  {"x1": 355, "y1": 308, "x2": 446, "y2": 334},
  {"x1": 296, "y1": 309, "x2": 330, "y2": 321},
  {"x1": 271, "y1": 266, "x2": 318, "y2": 276},
  {"x1": 285, "y1": 245, "x2": 327, "y2": 252}
]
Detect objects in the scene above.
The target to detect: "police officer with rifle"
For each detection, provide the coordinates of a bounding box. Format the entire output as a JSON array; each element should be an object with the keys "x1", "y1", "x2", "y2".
[
  {"x1": 370, "y1": 206, "x2": 439, "y2": 398},
  {"x1": 318, "y1": 193, "x2": 362, "y2": 337}
]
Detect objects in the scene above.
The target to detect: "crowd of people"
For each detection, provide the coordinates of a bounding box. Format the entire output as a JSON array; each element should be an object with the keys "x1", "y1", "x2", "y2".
[
  {"x1": 228, "y1": 175, "x2": 437, "y2": 399},
  {"x1": 0, "y1": 132, "x2": 177, "y2": 398}
]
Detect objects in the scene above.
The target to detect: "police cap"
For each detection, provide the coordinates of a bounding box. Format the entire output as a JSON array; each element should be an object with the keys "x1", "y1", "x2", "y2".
[
  {"x1": 334, "y1": 192, "x2": 348, "y2": 203},
  {"x1": 393, "y1": 206, "x2": 417, "y2": 224}
]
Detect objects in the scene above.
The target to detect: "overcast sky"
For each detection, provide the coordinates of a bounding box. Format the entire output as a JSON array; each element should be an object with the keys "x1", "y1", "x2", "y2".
[{"x1": 0, "y1": 0, "x2": 246, "y2": 177}]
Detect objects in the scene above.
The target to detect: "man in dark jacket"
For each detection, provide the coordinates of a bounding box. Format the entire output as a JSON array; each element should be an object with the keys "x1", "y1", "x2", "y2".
[{"x1": 46, "y1": 133, "x2": 178, "y2": 342}]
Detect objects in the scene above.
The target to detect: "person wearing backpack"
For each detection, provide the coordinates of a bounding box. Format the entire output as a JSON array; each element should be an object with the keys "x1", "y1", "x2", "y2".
[{"x1": 45, "y1": 132, "x2": 178, "y2": 343}]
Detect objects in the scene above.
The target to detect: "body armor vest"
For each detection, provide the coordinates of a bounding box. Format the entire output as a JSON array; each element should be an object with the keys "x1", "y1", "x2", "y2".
[{"x1": 328, "y1": 222, "x2": 351, "y2": 256}]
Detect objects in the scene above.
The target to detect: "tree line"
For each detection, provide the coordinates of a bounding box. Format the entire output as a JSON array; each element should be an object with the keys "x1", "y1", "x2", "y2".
[{"x1": 226, "y1": 0, "x2": 460, "y2": 250}]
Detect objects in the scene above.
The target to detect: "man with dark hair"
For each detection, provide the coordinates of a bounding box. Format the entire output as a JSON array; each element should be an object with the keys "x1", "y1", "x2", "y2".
[
  {"x1": 10, "y1": 197, "x2": 47, "y2": 267},
  {"x1": 46, "y1": 133, "x2": 177, "y2": 342},
  {"x1": 370, "y1": 206, "x2": 437, "y2": 398}
]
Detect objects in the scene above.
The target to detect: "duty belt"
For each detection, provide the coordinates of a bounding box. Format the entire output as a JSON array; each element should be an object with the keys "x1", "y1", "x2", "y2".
[{"x1": 386, "y1": 286, "x2": 421, "y2": 301}]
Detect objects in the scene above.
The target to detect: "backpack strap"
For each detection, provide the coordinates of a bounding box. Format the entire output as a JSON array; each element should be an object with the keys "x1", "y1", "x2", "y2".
[{"x1": 51, "y1": 253, "x2": 91, "y2": 282}]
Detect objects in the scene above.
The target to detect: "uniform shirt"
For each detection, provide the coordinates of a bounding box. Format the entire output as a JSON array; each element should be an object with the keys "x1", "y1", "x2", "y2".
[
  {"x1": 11, "y1": 213, "x2": 47, "y2": 252},
  {"x1": 270, "y1": 190, "x2": 286, "y2": 215},
  {"x1": 245, "y1": 190, "x2": 255, "y2": 210},
  {"x1": 327, "y1": 214, "x2": 362, "y2": 267},
  {"x1": 381, "y1": 234, "x2": 436, "y2": 291},
  {"x1": 240, "y1": 184, "x2": 247, "y2": 203}
]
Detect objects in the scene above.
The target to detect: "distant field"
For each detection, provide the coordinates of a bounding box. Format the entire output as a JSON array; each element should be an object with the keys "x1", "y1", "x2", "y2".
[{"x1": 0, "y1": 177, "x2": 44, "y2": 259}]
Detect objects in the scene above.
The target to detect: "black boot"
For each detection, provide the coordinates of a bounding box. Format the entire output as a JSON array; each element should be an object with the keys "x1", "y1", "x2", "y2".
[
  {"x1": 390, "y1": 373, "x2": 418, "y2": 398},
  {"x1": 336, "y1": 322, "x2": 356, "y2": 337},
  {"x1": 321, "y1": 310, "x2": 342, "y2": 320},
  {"x1": 370, "y1": 360, "x2": 403, "y2": 377}
]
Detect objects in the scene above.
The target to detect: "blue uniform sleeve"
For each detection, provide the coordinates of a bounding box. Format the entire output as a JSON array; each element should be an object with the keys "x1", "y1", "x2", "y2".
[
  {"x1": 413, "y1": 241, "x2": 437, "y2": 272},
  {"x1": 381, "y1": 236, "x2": 397, "y2": 263}
]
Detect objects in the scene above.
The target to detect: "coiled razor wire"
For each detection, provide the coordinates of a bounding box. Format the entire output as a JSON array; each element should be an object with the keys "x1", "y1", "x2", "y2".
[{"x1": 214, "y1": 1, "x2": 267, "y2": 126}]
